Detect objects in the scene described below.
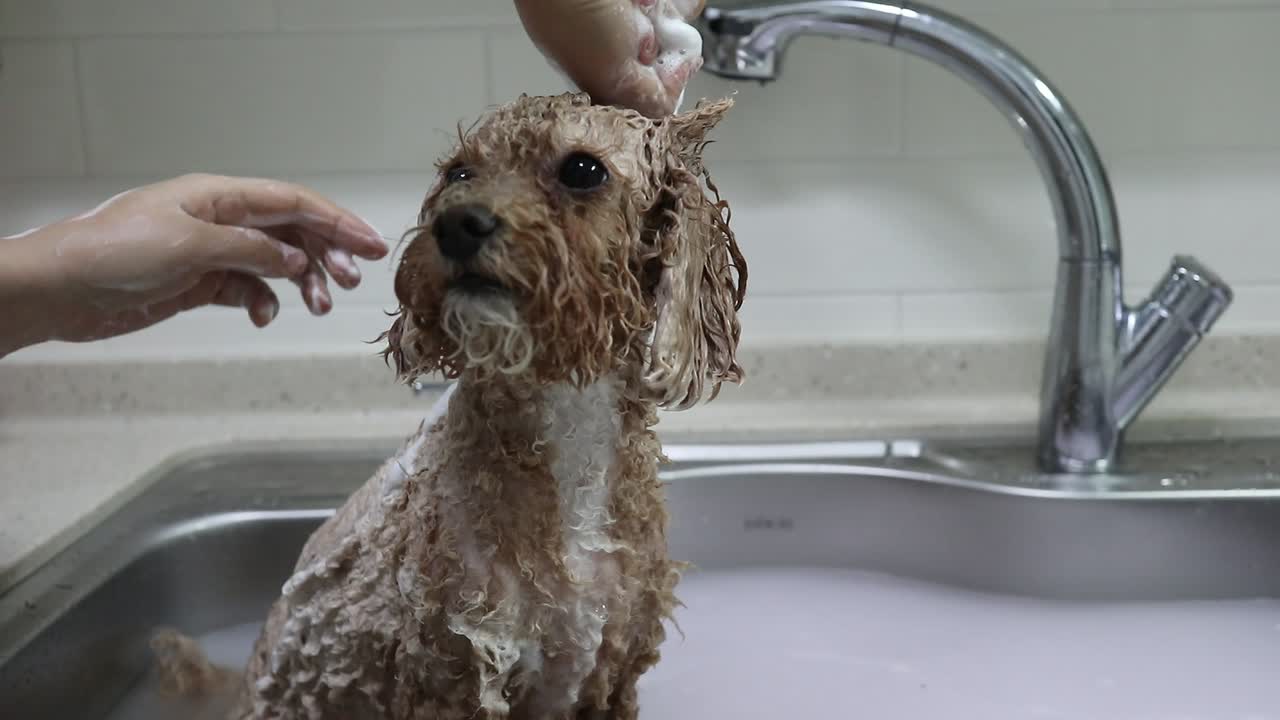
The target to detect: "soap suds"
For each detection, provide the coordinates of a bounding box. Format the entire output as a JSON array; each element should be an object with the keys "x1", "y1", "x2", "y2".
[
  {"x1": 545, "y1": 380, "x2": 625, "y2": 705},
  {"x1": 645, "y1": 0, "x2": 704, "y2": 110},
  {"x1": 653, "y1": 4, "x2": 703, "y2": 71},
  {"x1": 380, "y1": 384, "x2": 454, "y2": 499}
]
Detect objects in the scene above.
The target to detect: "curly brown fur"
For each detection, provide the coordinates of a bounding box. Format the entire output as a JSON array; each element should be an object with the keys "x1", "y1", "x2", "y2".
[
  {"x1": 384, "y1": 92, "x2": 745, "y2": 409},
  {"x1": 153, "y1": 92, "x2": 745, "y2": 719},
  {"x1": 151, "y1": 628, "x2": 239, "y2": 698}
]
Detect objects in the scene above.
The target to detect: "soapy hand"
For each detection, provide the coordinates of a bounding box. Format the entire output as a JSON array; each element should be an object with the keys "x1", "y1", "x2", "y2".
[
  {"x1": 0, "y1": 174, "x2": 388, "y2": 355},
  {"x1": 515, "y1": 0, "x2": 707, "y2": 118}
]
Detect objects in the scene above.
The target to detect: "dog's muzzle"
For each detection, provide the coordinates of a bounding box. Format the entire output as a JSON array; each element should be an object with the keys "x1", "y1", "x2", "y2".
[
  {"x1": 433, "y1": 204, "x2": 500, "y2": 261},
  {"x1": 433, "y1": 204, "x2": 507, "y2": 294}
]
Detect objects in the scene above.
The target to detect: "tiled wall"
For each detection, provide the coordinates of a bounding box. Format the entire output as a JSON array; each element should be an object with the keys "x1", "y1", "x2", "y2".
[{"x1": 3, "y1": 0, "x2": 1280, "y2": 362}]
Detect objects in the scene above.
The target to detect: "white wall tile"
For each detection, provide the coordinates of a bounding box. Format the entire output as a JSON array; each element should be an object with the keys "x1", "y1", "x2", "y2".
[
  {"x1": 1137, "y1": 10, "x2": 1280, "y2": 150},
  {"x1": 0, "y1": 173, "x2": 436, "y2": 248},
  {"x1": 78, "y1": 32, "x2": 488, "y2": 176},
  {"x1": 1115, "y1": 1, "x2": 1280, "y2": 8},
  {"x1": 9, "y1": 0, "x2": 1280, "y2": 362},
  {"x1": 4, "y1": 305, "x2": 397, "y2": 364},
  {"x1": 1109, "y1": 151, "x2": 1280, "y2": 288},
  {"x1": 0, "y1": 293, "x2": 902, "y2": 364},
  {"x1": 901, "y1": 290, "x2": 1053, "y2": 340},
  {"x1": 488, "y1": 26, "x2": 573, "y2": 104},
  {"x1": 898, "y1": 282, "x2": 1278, "y2": 341},
  {"x1": 0, "y1": 42, "x2": 84, "y2": 178},
  {"x1": 708, "y1": 156, "x2": 1058, "y2": 295},
  {"x1": 902, "y1": 11, "x2": 1151, "y2": 157},
  {"x1": 925, "y1": 0, "x2": 1108, "y2": 9},
  {"x1": 1212, "y1": 285, "x2": 1280, "y2": 335},
  {"x1": 0, "y1": 177, "x2": 157, "y2": 235},
  {"x1": 279, "y1": 0, "x2": 512, "y2": 31},
  {"x1": 0, "y1": 0, "x2": 277, "y2": 37},
  {"x1": 685, "y1": 36, "x2": 903, "y2": 161},
  {"x1": 740, "y1": 295, "x2": 900, "y2": 346}
]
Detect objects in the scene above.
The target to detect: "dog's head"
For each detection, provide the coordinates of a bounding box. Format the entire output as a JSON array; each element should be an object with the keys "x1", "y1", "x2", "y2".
[{"x1": 383, "y1": 92, "x2": 745, "y2": 410}]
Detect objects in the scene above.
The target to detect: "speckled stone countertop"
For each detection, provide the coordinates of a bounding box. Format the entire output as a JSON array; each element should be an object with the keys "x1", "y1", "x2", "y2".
[{"x1": 5, "y1": 336, "x2": 1280, "y2": 594}]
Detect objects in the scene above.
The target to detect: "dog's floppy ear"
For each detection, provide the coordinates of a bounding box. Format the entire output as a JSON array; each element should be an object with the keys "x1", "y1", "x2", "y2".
[
  {"x1": 380, "y1": 311, "x2": 426, "y2": 383},
  {"x1": 642, "y1": 97, "x2": 747, "y2": 410},
  {"x1": 378, "y1": 229, "x2": 446, "y2": 384}
]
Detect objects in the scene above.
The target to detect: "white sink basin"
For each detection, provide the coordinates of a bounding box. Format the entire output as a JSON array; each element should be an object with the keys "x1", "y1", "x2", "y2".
[{"x1": 642, "y1": 567, "x2": 1280, "y2": 719}]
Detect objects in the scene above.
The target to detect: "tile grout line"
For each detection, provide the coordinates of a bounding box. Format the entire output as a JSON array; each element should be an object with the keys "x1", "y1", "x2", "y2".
[
  {"x1": 483, "y1": 29, "x2": 497, "y2": 108},
  {"x1": 893, "y1": 54, "x2": 907, "y2": 157},
  {"x1": 0, "y1": 20, "x2": 526, "y2": 44},
  {"x1": 893, "y1": 292, "x2": 905, "y2": 339},
  {"x1": 69, "y1": 39, "x2": 93, "y2": 179},
  {"x1": 13, "y1": 140, "x2": 1280, "y2": 185}
]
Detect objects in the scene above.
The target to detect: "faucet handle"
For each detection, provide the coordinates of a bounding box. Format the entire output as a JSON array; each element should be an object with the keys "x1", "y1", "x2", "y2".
[
  {"x1": 1112, "y1": 256, "x2": 1234, "y2": 429},
  {"x1": 1152, "y1": 256, "x2": 1234, "y2": 335}
]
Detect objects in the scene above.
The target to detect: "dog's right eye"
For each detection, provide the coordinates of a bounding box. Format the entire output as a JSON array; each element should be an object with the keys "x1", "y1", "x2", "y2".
[
  {"x1": 445, "y1": 165, "x2": 474, "y2": 184},
  {"x1": 558, "y1": 153, "x2": 609, "y2": 191}
]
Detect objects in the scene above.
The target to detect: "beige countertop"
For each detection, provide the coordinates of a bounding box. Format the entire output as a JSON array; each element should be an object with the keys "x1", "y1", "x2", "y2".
[{"x1": 5, "y1": 336, "x2": 1280, "y2": 595}]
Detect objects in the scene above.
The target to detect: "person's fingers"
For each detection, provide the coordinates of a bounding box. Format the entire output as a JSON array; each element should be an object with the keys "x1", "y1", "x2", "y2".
[
  {"x1": 171, "y1": 272, "x2": 224, "y2": 311},
  {"x1": 295, "y1": 227, "x2": 362, "y2": 290},
  {"x1": 609, "y1": 58, "x2": 698, "y2": 119},
  {"x1": 318, "y1": 244, "x2": 360, "y2": 289},
  {"x1": 163, "y1": 271, "x2": 280, "y2": 327},
  {"x1": 210, "y1": 272, "x2": 280, "y2": 327},
  {"x1": 290, "y1": 255, "x2": 333, "y2": 316},
  {"x1": 280, "y1": 224, "x2": 359, "y2": 296},
  {"x1": 176, "y1": 174, "x2": 389, "y2": 260},
  {"x1": 192, "y1": 222, "x2": 310, "y2": 279},
  {"x1": 514, "y1": 0, "x2": 705, "y2": 118},
  {"x1": 323, "y1": 246, "x2": 361, "y2": 290},
  {"x1": 515, "y1": 0, "x2": 637, "y2": 97},
  {"x1": 93, "y1": 275, "x2": 222, "y2": 339},
  {"x1": 627, "y1": 0, "x2": 706, "y2": 116}
]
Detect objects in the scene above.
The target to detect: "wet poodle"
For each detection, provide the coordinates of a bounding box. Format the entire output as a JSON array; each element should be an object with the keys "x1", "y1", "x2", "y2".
[{"x1": 154, "y1": 91, "x2": 746, "y2": 719}]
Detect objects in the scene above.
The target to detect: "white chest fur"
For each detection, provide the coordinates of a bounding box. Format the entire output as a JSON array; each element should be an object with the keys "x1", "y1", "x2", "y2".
[
  {"x1": 543, "y1": 379, "x2": 625, "y2": 578},
  {"x1": 447, "y1": 379, "x2": 627, "y2": 713},
  {"x1": 536, "y1": 379, "x2": 626, "y2": 707}
]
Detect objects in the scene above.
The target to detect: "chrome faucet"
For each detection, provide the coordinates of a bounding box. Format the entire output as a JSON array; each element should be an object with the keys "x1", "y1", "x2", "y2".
[{"x1": 697, "y1": 1, "x2": 1233, "y2": 474}]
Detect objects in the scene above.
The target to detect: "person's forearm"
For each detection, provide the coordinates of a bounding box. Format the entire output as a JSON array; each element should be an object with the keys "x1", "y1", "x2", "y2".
[{"x1": 0, "y1": 224, "x2": 69, "y2": 357}]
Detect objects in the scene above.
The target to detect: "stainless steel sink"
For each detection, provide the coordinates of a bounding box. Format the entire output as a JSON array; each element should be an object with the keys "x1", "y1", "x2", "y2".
[{"x1": 5, "y1": 437, "x2": 1280, "y2": 718}]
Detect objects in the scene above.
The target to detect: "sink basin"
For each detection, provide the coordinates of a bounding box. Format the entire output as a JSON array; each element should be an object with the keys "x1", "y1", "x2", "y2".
[{"x1": 4, "y1": 437, "x2": 1280, "y2": 718}]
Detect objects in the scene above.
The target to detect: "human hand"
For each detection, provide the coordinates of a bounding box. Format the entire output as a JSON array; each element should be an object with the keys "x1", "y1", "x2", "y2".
[
  {"x1": 514, "y1": 0, "x2": 707, "y2": 119},
  {"x1": 0, "y1": 174, "x2": 388, "y2": 353}
]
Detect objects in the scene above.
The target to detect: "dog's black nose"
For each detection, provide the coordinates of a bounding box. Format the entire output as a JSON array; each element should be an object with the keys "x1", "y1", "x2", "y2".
[{"x1": 434, "y1": 204, "x2": 500, "y2": 261}]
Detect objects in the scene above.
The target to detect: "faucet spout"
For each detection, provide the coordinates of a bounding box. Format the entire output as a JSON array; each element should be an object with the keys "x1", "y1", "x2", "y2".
[{"x1": 698, "y1": 1, "x2": 1234, "y2": 473}]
